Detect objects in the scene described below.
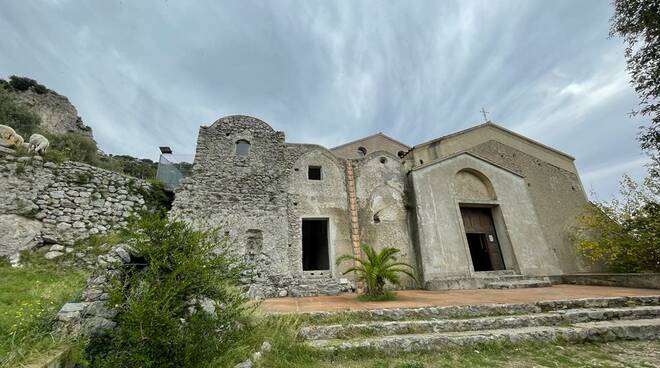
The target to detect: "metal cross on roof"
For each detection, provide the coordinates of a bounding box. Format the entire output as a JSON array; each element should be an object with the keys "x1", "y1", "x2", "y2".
[{"x1": 480, "y1": 107, "x2": 489, "y2": 122}]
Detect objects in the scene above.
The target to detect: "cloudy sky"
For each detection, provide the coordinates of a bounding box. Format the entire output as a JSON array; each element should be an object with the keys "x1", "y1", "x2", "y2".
[{"x1": 0, "y1": 0, "x2": 651, "y2": 199}]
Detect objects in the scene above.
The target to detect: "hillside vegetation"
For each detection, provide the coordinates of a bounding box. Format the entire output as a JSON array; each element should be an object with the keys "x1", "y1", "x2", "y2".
[{"x1": 0, "y1": 76, "x2": 158, "y2": 180}]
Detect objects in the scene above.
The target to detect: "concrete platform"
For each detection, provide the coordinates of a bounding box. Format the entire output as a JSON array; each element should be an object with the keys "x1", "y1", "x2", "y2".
[{"x1": 259, "y1": 285, "x2": 660, "y2": 314}]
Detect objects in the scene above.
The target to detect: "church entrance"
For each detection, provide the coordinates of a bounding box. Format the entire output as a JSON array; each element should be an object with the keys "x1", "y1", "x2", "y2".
[{"x1": 460, "y1": 207, "x2": 505, "y2": 272}]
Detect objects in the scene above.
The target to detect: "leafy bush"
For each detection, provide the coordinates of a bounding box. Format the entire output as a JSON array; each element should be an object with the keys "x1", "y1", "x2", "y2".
[
  {"x1": 0, "y1": 87, "x2": 41, "y2": 138},
  {"x1": 573, "y1": 172, "x2": 660, "y2": 272},
  {"x1": 137, "y1": 179, "x2": 173, "y2": 213},
  {"x1": 85, "y1": 214, "x2": 251, "y2": 368},
  {"x1": 98, "y1": 154, "x2": 157, "y2": 180},
  {"x1": 336, "y1": 244, "x2": 416, "y2": 298},
  {"x1": 44, "y1": 132, "x2": 99, "y2": 165},
  {"x1": 7, "y1": 75, "x2": 49, "y2": 94}
]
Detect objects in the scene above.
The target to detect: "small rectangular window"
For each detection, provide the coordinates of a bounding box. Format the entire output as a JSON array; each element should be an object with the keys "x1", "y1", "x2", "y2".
[{"x1": 308, "y1": 166, "x2": 322, "y2": 180}]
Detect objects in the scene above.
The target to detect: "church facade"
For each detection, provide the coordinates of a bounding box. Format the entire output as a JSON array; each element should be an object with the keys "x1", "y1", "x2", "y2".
[{"x1": 171, "y1": 115, "x2": 591, "y2": 298}]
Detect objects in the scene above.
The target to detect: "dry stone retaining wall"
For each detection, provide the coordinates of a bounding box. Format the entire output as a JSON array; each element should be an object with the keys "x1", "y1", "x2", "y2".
[{"x1": 0, "y1": 151, "x2": 151, "y2": 260}]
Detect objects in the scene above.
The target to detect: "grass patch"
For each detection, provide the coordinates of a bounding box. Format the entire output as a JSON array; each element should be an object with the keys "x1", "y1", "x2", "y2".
[
  {"x1": 356, "y1": 291, "x2": 397, "y2": 302},
  {"x1": 0, "y1": 262, "x2": 87, "y2": 367}
]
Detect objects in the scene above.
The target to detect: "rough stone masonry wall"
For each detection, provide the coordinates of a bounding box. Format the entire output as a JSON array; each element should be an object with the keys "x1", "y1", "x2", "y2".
[
  {"x1": 171, "y1": 116, "x2": 293, "y2": 298},
  {"x1": 0, "y1": 151, "x2": 149, "y2": 259}
]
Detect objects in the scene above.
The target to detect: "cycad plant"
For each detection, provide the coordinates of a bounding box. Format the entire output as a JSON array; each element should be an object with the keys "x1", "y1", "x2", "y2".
[{"x1": 336, "y1": 244, "x2": 416, "y2": 298}]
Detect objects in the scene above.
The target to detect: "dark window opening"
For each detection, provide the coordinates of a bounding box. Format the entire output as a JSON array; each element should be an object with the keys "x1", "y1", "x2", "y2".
[
  {"x1": 235, "y1": 140, "x2": 250, "y2": 158},
  {"x1": 357, "y1": 146, "x2": 367, "y2": 156},
  {"x1": 466, "y1": 233, "x2": 493, "y2": 271},
  {"x1": 308, "y1": 166, "x2": 322, "y2": 180},
  {"x1": 380, "y1": 157, "x2": 387, "y2": 164},
  {"x1": 302, "y1": 219, "x2": 329, "y2": 271},
  {"x1": 246, "y1": 229, "x2": 263, "y2": 264},
  {"x1": 397, "y1": 151, "x2": 405, "y2": 158}
]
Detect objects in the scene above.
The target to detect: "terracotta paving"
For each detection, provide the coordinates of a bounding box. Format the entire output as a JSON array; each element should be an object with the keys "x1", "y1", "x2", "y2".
[{"x1": 259, "y1": 285, "x2": 660, "y2": 314}]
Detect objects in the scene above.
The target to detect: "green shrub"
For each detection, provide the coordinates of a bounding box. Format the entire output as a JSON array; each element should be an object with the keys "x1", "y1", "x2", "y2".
[
  {"x1": 44, "y1": 132, "x2": 99, "y2": 166},
  {"x1": 137, "y1": 179, "x2": 173, "y2": 213},
  {"x1": 573, "y1": 173, "x2": 660, "y2": 272},
  {"x1": 356, "y1": 290, "x2": 397, "y2": 302},
  {"x1": 0, "y1": 87, "x2": 41, "y2": 138},
  {"x1": 8, "y1": 75, "x2": 49, "y2": 94},
  {"x1": 84, "y1": 214, "x2": 251, "y2": 368},
  {"x1": 74, "y1": 172, "x2": 93, "y2": 184},
  {"x1": 97, "y1": 154, "x2": 157, "y2": 180}
]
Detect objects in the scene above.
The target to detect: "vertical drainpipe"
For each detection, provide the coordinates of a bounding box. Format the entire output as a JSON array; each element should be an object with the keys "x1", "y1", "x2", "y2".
[{"x1": 344, "y1": 160, "x2": 364, "y2": 293}]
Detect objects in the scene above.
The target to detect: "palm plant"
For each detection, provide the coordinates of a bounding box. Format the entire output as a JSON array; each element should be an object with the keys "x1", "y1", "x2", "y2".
[{"x1": 336, "y1": 244, "x2": 416, "y2": 297}]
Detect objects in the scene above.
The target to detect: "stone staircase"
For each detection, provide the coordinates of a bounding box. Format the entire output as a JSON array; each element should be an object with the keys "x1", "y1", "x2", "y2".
[
  {"x1": 297, "y1": 295, "x2": 660, "y2": 352},
  {"x1": 426, "y1": 270, "x2": 552, "y2": 290}
]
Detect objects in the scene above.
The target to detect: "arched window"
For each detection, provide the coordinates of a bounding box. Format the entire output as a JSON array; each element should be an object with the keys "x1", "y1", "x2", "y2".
[
  {"x1": 235, "y1": 140, "x2": 250, "y2": 158},
  {"x1": 357, "y1": 146, "x2": 367, "y2": 156}
]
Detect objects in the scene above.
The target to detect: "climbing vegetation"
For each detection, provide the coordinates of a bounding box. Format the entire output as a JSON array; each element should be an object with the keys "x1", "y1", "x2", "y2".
[{"x1": 336, "y1": 244, "x2": 416, "y2": 299}]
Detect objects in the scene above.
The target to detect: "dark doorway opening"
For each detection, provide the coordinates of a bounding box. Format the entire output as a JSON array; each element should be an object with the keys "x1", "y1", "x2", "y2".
[
  {"x1": 466, "y1": 233, "x2": 493, "y2": 271},
  {"x1": 302, "y1": 218, "x2": 329, "y2": 271},
  {"x1": 460, "y1": 207, "x2": 506, "y2": 272}
]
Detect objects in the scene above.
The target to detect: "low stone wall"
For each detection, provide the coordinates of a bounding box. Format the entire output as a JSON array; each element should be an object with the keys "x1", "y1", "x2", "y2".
[
  {"x1": 552, "y1": 273, "x2": 660, "y2": 290},
  {"x1": 0, "y1": 151, "x2": 151, "y2": 260}
]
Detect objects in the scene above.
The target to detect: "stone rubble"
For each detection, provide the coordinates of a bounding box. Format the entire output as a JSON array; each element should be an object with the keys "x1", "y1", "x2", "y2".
[
  {"x1": 54, "y1": 244, "x2": 133, "y2": 336},
  {"x1": 233, "y1": 340, "x2": 273, "y2": 368}
]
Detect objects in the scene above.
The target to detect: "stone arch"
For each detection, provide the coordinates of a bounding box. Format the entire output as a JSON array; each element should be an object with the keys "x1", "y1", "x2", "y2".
[
  {"x1": 291, "y1": 148, "x2": 344, "y2": 175},
  {"x1": 453, "y1": 168, "x2": 496, "y2": 201}
]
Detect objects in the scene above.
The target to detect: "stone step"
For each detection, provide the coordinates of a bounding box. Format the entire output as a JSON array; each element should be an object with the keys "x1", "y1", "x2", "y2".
[
  {"x1": 307, "y1": 318, "x2": 660, "y2": 352},
  {"x1": 300, "y1": 306, "x2": 660, "y2": 340},
  {"x1": 472, "y1": 270, "x2": 519, "y2": 277},
  {"x1": 425, "y1": 274, "x2": 551, "y2": 289},
  {"x1": 302, "y1": 271, "x2": 333, "y2": 278},
  {"x1": 485, "y1": 278, "x2": 552, "y2": 289},
  {"x1": 301, "y1": 296, "x2": 660, "y2": 322}
]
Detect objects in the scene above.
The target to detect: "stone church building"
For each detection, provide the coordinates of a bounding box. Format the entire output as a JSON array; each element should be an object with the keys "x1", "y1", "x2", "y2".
[{"x1": 171, "y1": 115, "x2": 590, "y2": 297}]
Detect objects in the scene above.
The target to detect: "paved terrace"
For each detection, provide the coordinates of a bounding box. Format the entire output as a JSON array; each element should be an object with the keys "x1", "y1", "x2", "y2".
[{"x1": 260, "y1": 285, "x2": 660, "y2": 313}]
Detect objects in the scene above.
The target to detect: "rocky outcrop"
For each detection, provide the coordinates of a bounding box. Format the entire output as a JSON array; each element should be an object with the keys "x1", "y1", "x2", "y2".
[
  {"x1": 0, "y1": 214, "x2": 42, "y2": 257},
  {"x1": 12, "y1": 89, "x2": 93, "y2": 138}
]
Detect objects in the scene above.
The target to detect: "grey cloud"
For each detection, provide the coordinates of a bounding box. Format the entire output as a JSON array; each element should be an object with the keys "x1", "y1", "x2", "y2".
[{"x1": 0, "y1": 0, "x2": 648, "y2": 198}]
